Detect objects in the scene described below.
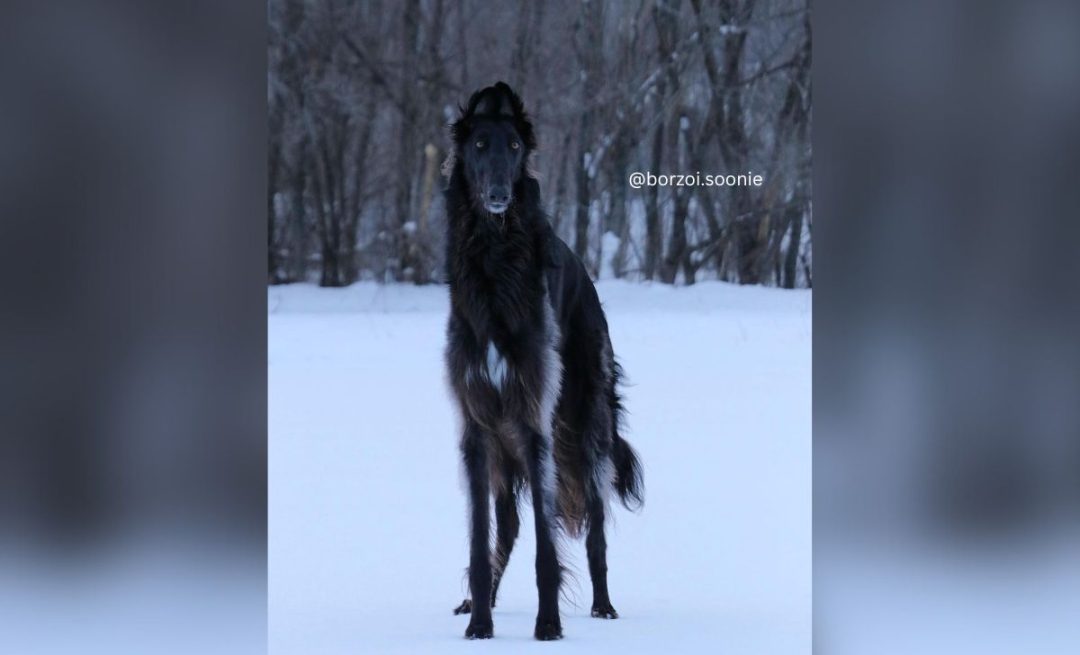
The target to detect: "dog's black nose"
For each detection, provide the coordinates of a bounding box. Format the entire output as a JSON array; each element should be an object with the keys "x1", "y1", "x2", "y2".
[{"x1": 487, "y1": 187, "x2": 510, "y2": 206}]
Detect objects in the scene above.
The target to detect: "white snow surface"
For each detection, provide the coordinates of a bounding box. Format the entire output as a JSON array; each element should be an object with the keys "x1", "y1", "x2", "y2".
[{"x1": 269, "y1": 281, "x2": 811, "y2": 654}]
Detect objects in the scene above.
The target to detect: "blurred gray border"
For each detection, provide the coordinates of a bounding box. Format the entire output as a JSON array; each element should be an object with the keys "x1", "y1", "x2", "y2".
[
  {"x1": 1, "y1": 2, "x2": 267, "y2": 654},
  {"x1": 815, "y1": 1, "x2": 1080, "y2": 653}
]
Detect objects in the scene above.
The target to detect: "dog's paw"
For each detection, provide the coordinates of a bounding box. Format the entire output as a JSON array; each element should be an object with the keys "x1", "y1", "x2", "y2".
[
  {"x1": 590, "y1": 602, "x2": 619, "y2": 619},
  {"x1": 453, "y1": 598, "x2": 472, "y2": 615},
  {"x1": 533, "y1": 618, "x2": 563, "y2": 641},
  {"x1": 465, "y1": 617, "x2": 494, "y2": 639}
]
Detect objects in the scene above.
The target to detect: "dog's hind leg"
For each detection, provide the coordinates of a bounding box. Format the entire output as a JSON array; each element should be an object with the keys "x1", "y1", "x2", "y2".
[
  {"x1": 453, "y1": 463, "x2": 520, "y2": 614},
  {"x1": 586, "y1": 491, "x2": 618, "y2": 619},
  {"x1": 490, "y1": 482, "x2": 520, "y2": 608},
  {"x1": 459, "y1": 421, "x2": 494, "y2": 639},
  {"x1": 585, "y1": 393, "x2": 620, "y2": 619}
]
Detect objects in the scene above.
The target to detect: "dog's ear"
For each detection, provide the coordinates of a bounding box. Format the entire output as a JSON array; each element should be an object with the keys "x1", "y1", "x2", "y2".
[
  {"x1": 488, "y1": 82, "x2": 537, "y2": 152},
  {"x1": 450, "y1": 102, "x2": 472, "y2": 149},
  {"x1": 450, "y1": 84, "x2": 497, "y2": 147}
]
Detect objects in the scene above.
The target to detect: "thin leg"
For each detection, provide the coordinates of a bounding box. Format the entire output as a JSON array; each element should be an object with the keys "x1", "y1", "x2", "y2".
[
  {"x1": 453, "y1": 470, "x2": 520, "y2": 615},
  {"x1": 524, "y1": 424, "x2": 563, "y2": 640},
  {"x1": 491, "y1": 487, "x2": 520, "y2": 608},
  {"x1": 587, "y1": 494, "x2": 618, "y2": 618},
  {"x1": 461, "y1": 424, "x2": 494, "y2": 639}
]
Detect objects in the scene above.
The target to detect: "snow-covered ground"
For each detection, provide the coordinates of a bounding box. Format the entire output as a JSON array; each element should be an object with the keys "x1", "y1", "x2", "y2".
[{"x1": 269, "y1": 281, "x2": 811, "y2": 654}]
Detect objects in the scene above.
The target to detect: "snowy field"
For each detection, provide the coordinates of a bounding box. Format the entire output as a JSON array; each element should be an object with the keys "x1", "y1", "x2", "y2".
[{"x1": 269, "y1": 281, "x2": 811, "y2": 654}]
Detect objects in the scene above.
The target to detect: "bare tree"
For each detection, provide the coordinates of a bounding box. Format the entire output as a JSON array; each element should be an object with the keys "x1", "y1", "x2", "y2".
[
  {"x1": 572, "y1": 0, "x2": 605, "y2": 273},
  {"x1": 267, "y1": 0, "x2": 812, "y2": 288}
]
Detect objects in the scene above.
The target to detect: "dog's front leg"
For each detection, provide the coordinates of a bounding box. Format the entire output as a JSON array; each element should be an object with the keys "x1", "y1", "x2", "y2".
[
  {"x1": 522, "y1": 422, "x2": 563, "y2": 640},
  {"x1": 461, "y1": 421, "x2": 494, "y2": 639}
]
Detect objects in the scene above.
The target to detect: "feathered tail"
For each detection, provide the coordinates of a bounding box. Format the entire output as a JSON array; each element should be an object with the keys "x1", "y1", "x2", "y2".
[{"x1": 609, "y1": 361, "x2": 644, "y2": 510}]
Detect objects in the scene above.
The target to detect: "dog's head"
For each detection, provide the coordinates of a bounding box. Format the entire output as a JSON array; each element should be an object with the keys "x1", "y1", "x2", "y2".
[{"x1": 451, "y1": 82, "x2": 536, "y2": 215}]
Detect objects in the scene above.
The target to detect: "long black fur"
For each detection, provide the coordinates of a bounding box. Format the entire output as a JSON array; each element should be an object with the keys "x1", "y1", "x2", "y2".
[{"x1": 444, "y1": 82, "x2": 643, "y2": 641}]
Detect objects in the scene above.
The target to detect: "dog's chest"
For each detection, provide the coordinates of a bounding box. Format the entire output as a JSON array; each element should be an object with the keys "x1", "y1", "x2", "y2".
[
  {"x1": 452, "y1": 250, "x2": 548, "y2": 395},
  {"x1": 482, "y1": 341, "x2": 509, "y2": 388}
]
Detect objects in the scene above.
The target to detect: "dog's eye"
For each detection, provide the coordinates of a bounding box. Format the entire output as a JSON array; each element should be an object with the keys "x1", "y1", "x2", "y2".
[
  {"x1": 510, "y1": 141, "x2": 520, "y2": 150},
  {"x1": 475, "y1": 140, "x2": 485, "y2": 149}
]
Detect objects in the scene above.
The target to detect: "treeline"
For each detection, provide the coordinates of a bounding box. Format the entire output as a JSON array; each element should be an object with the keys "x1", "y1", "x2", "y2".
[{"x1": 269, "y1": 0, "x2": 811, "y2": 287}]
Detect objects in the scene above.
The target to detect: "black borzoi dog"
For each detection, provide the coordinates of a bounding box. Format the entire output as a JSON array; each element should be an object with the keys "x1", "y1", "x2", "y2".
[{"x1": 444, "y1": 82, "x2": 644, "y2": 641}]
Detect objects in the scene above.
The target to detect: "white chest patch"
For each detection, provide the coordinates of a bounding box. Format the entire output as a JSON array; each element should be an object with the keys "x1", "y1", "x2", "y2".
[{"x1": 486, "y1": 342, "x2": 508, "y2": 388}]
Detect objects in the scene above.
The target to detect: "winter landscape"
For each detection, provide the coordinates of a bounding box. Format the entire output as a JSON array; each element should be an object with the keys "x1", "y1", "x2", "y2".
[{"x1": 269, "y1": 280, "x2": 811, "y2": 653}]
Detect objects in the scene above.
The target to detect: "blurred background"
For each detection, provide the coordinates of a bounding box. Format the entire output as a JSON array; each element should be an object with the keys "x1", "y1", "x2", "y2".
[
  {"x1": 815, "y1": 1, "x2": 1080, "y2": 653},
  {"x1": 1, "y1": 2, "x2": 266, "y2": 654},
  {"x1": 267, "y1": 0, "x2": 812, "y2": 287}
]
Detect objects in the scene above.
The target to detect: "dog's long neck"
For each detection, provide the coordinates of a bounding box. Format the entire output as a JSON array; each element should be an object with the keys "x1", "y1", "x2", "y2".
[
  {"x1": 446, "y1": 164, "x2": 543, "y2": 267},
  {"x1": 446, "y1": 164, "x2": 548, "y2": 338}
]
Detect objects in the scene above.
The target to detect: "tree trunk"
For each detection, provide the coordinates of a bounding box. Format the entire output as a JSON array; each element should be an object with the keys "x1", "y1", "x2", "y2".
[
  {"x1": 782, "y1": 208, "x2": 802, "y2": 288},
  {"x1": 393, "y1": 0, "x2": 422, "y2": 282},
  {"x1": 509, "y1": 0, "x2": 538, "y2": 89},
  {"x1": 320, "y1": 245, "x2": 341, "y2": 287},
  {"x1": 456, "y1": 0, "x2": 469, "y2": 89},
  {"x1": 610, "y1": 130, "x2": 630, "y2": 278},
  {"x1": 644, "y1": 120, "x2": 663, "y2": 281},
  {"x1": 573, "y1": 145, "x2": 592, "y2": 265},
  {"x1": 288, "y1": 147, "x2": 307, "y2": 282},
  {"x1": 661, "y1": 112, "x2": 690, "y2": 284},
  {"x1": 646, "y1": 0, "x2": 680, "y2": 281},
  {"x1": 268, "y1": 137, "x2": 281, "y2": 283},
  {"x1": 573, "y1": 0, "x2": 603, "y2": 273},
  {"x1": 551, "y1": 133, "x2": 572, "y2": 238}
]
